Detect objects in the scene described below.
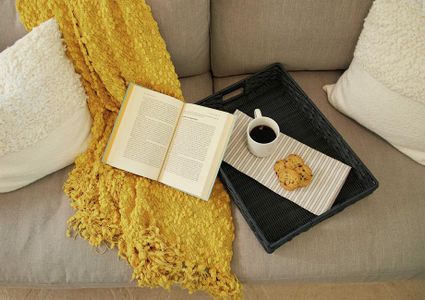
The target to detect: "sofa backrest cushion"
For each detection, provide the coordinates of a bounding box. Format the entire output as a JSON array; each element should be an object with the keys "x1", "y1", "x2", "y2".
[
  {"x1": 148, "y1": 0, "x2": 210, "y2": 77},
  {"x1": 211, "y1": 0, "x2": 373, "y2": 76},
  {"x1": 0, "y1": 0, "x2": 27, "y2": 52},
  {"x1": 0, "y1": 0, "x2": 210, "y2": 79}
]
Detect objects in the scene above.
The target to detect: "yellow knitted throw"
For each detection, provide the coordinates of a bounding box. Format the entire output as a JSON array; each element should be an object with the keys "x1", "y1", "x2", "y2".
[{"x1": 17, "y1": 0, "x2": 241, "y2": 298}]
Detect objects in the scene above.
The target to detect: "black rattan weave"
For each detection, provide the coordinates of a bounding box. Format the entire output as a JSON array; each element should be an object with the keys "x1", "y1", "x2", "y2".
[{"x1": 198, "y1": 64, "x2": 379, "y2": 253}]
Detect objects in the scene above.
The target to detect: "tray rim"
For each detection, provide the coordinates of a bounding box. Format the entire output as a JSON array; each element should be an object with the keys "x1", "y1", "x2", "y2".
[{"x1": 198, "y1": 63, "x2": 379, "y2": 253}]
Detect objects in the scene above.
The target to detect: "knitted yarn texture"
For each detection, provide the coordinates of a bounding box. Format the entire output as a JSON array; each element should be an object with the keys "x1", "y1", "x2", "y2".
[{"x1": 17, "y1": 0, "x2": 241, "y2": 298}]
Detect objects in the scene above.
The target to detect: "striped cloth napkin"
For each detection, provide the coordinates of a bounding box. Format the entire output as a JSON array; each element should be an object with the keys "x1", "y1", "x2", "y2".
[{"x1": 223, "y1": 110, "x2": 351, "y2": 215}]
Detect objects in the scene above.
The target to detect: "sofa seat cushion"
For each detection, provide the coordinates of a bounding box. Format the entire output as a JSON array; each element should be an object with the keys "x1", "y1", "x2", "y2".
[
  {"x1": 180, "y1": 72, "x2": 213, "y2": 103},
  {"x1": 0, "y1": 165, "x2": 133, "y2": 287},
  {"x1": 215, "y1": 72, "x2": 425, "y2": 281},
  {"x1": 1, "y1": 72, "x2": 424, "y2": 287}
]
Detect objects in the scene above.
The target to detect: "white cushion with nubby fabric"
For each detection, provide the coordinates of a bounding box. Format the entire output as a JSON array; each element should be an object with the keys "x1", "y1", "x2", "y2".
[
  {"x1": 324, "y1": 0, "x2": 425, "y2": 165},
  {"x1": 0, "y1": 19, "x2": 91, "y2": 192}
]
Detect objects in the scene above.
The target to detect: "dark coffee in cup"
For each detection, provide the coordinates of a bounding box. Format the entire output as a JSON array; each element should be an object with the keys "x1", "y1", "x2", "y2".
[
  {"x1": 247, "y1": 109, "x2": 280, "y2": 157},
  {"x1": 249, "y1": 125, "x2": 277, "y2": 144}
]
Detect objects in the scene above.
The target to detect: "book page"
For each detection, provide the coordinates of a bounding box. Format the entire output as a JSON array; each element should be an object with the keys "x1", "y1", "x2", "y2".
[
  {"x1": 159, "y1": 104, "x2": 234, "y2": 200},
  {"x1": 103, "y1": 84, "x2": 183, "y2": 180}
]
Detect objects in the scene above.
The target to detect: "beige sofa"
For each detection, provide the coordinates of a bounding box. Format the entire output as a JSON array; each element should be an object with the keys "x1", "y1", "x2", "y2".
[{"x1": 1, "y1": 0, "x2": 424, "y2": 289}]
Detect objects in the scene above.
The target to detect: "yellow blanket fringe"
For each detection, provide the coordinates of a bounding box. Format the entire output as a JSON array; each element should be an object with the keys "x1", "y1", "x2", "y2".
[{"x1": 17, "y1": 0, "x2": 241, "y2": 298}]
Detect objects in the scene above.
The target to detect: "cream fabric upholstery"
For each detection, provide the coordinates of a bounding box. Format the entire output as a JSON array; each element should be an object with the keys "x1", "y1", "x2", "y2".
[
  {"x1": 211, "y1": 0, "x2": 373, "y2": 76},
  {"x1": 0, "y1": 166, "x2": 133, "y2": 287},
  {"x1": 180, "y1": 72, "x2": 213, "y2": 103},
  {"x1": 0, "y1": 0, "x2": 27, "y2": 51},
  {"x1": 148, "y1": 0, "x2": 210, "y2": 77}
]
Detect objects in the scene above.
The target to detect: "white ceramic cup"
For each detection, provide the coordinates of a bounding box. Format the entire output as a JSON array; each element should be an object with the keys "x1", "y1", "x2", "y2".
[{"x1": 247, "y1": 109, "x2": 280, "y2": 157}]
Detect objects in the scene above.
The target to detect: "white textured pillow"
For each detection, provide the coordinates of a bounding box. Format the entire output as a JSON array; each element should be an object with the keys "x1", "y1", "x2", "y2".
[
  {"x1": 324, "y1": 0, "x2": 425, "y2": 165},
  {"x1": 0, "y1": 19, "x2": 91, "y2": 192}
]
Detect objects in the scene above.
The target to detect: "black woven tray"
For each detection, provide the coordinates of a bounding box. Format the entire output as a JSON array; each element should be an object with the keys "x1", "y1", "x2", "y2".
[{"x1": 197, "y1": 63, "x2": 379, "y2": 253}]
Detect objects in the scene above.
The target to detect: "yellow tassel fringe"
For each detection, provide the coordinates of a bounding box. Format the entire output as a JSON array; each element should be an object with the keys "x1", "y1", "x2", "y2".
[{"x1": 17, "y1": 0, "x2": 241, "y2": 298}]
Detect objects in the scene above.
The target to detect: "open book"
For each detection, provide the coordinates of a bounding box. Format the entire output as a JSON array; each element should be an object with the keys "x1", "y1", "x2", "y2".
[{"x1": 103, "y1": 83, "x2": 235, "y2": 200}]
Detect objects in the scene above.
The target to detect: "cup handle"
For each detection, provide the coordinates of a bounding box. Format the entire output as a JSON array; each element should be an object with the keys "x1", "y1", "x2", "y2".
[{"x1": 254, "y1": 109, "x2": 262, "y2": 119}]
